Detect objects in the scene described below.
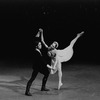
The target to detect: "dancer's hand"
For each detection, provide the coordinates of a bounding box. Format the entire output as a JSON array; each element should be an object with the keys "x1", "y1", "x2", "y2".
[
  {"x1": 47, "y1": 64, "x2": 52, "y2": 69},
  {"x1": 39, "y1": 28, "x2": 43, "y2": 33},
  {"x1": 35, "y1": 32, "x2": 40, "y2": 37},
  {"x1": 35, "y1": 28, "x2": 43, "y2": 37},
  {"x1": 39, "y1": 28, "x2": 49, "y2": 48},
  {"x1": 40, "y1": 28, "x2": 44, "y2": 41}
]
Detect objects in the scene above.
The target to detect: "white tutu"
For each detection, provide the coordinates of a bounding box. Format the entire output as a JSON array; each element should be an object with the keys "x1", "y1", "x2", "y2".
[{"x1": 57, "y1": 45, "x2": 73, "y2": 63}]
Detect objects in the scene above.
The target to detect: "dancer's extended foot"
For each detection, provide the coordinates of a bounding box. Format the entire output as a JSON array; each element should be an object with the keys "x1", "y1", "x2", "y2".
[
  {"x1": 77, "y1": 31, "x2": 84, "y2": 37},
  {"x1": 58, "y1": 82, "x2": 63, "y2": 90}
]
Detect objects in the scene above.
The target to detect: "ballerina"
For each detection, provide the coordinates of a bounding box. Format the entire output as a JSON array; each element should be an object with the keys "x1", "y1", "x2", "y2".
[
  {"x1": 48, "y1": 31, "x2": 84, "y2": 89},
  {"x1": 40, "y1": 28, "x2": 84, "y2": 89}
]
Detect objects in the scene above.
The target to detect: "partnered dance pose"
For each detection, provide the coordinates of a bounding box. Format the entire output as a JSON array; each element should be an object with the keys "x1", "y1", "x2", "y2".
[
  {"x1": 25, "y1": 28, "x2": 84, "y2": 96},
  {"x1": 41, "y1": 30, "x2": 84, "y2": 89},
  {"x1": 25, "y1": 29, "x2": 51, "y2": 96}
]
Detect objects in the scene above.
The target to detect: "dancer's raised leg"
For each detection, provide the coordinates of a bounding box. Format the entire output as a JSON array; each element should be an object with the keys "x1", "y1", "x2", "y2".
[{"x1": 70, "y1": 31, "x2": 84, "y2": 47}]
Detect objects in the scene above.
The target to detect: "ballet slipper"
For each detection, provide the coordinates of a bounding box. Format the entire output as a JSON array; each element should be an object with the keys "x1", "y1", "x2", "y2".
[{"x1": 58, "y1": 82, "x2": 63, "y2": 90}]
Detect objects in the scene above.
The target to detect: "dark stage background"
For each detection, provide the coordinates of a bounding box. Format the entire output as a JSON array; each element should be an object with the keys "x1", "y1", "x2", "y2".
[{"x1": 0, "y1": 0, "x2": 100, "y2": 65}]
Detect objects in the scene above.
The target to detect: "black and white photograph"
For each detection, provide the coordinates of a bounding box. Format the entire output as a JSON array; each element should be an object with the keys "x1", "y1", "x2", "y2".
[{"x1": 0, "y1": 0, "x2": 100, "y2": 100}]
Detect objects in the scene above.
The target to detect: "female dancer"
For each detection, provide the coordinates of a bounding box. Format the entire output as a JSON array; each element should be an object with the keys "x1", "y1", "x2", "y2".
[{"x1": 40, "y1": 29, "x2": 84, "y2": 89}]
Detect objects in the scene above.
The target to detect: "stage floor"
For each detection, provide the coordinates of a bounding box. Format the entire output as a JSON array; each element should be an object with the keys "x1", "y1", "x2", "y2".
[{"x1": 0, "y1": 62, "x2": 100, "y2": 100}]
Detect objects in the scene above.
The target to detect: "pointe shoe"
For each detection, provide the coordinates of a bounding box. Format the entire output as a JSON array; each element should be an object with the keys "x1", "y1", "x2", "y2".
[
  {"x1": 58, "y1": 83, "x2": 63, "y2": 90},
  {"x1": 80, "y1": 31, "x2": 84, "y2": 34},
  {"x1": 78, "y1": 31, "x2": 84, "y2": 37},
  {"x1": 80, "y1": 31, "x2": 84, "y2": 36}
]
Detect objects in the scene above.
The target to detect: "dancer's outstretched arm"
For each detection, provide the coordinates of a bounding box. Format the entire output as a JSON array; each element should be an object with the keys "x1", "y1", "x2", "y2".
[{"x1": 40, "y1": 28, "x2": 49, "y2": 48}]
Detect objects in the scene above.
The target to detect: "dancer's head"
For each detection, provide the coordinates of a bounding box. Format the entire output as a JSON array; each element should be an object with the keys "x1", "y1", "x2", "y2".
[
  {"x1": 36, "y1": 42, "x2": 42, "y2": 49},
  {"x1": 50, "y1": 41, "x2": 59, "y2": 49}
]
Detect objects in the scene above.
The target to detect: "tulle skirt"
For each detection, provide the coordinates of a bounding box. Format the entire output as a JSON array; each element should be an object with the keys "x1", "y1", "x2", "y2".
[{"x1": 57, "y1": 45, "x2": 73, "y2": 63}]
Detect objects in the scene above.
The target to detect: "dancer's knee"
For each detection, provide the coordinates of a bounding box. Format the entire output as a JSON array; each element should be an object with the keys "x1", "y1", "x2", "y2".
[{"x1": 27, "y1": 79, "x2": 33, "y2": 86}]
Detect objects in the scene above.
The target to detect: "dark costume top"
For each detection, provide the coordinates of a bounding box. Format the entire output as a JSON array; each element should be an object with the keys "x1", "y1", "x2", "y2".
[
  {"x1": 33, "y1": 34, "x2": 51, "y2": 66},
  {"x1": 40, "y1": 42, "x2": 51, "y2": 65},
  {"x1": 32, "y1": 35, "x2": 50, "y2": 75},
  {"x1": 32, "y1": 48, "x2": 50, "y2": 75}
]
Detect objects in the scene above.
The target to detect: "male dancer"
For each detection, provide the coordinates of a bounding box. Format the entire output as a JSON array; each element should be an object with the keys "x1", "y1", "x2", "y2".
[{"x1": 25, "y1": 29, "x2": 50, "y2": 96}]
